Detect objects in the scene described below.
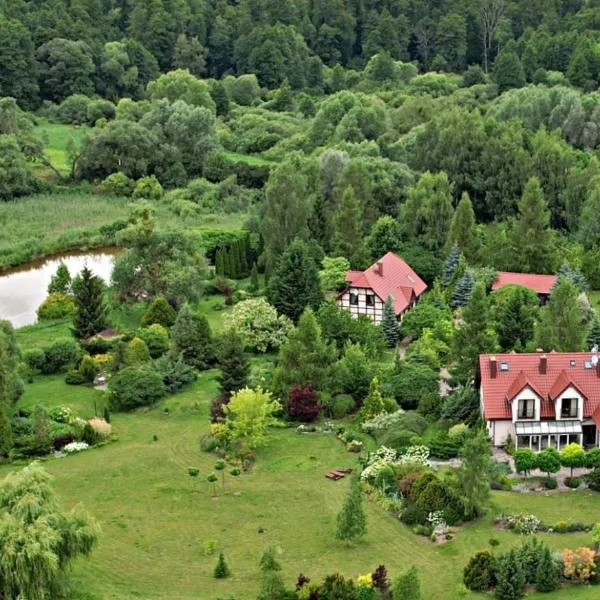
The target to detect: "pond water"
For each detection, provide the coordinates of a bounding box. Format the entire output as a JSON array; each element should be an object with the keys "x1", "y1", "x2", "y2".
[{"x1": 0, "y1": 250, "x2": 118, "y2": 329}]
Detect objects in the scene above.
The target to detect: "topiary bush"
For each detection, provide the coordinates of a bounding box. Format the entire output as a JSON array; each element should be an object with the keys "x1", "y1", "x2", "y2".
[
  {"x1": 285, "y1": 384, "x2": 321, "y2": 422},
  {"x1": 141, "y1": 295, "x2": 177, "y2": 328},
  {"x1": 543, "y1": 477, "x2": 558, "y2": 490},
  {"x1": 109, "y1": 367, "x2": 167, "y2": 411},
  {"x1": 25, "y1": 339, "x2": 81, "y2": 374},
  {"x1": 565, "y1": 477, "x2": 581, "y2": 489},
  {"x1": 463, "y1": 551, "x2": 497, "y2": 591},
  {"x1": 37, "y1": 293, "x2": 76, "y2": 320},
  {"x1": 137, "y1": 324, "x2": 170, "y2": 358}
]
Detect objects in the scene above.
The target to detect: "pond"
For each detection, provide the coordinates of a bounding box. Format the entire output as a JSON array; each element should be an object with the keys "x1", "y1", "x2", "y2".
[{"x1": 0, "y1": 249, "x2": 119, "y2": 329}]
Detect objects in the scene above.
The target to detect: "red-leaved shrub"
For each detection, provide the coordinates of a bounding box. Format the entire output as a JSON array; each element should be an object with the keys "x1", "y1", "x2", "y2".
[{"x1": 286, "y1": 384, "x2": 321, "y2": 422}]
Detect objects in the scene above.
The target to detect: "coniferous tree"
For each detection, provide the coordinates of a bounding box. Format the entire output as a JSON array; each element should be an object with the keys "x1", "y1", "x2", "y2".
[
  {"x1": 381, "y1": 296, "x2": 401, "y2": 347},
  {"x1": 392, "y1": 567, "x2": 421, "y2": 600},
  {"x1": 215, "y1": 248, "x2": 226, "y2": 277},
  {"x1": 442, "y1": 243, "x2": 460, "y2": 288},
  {"x1": 250, "y1": 263, "x2": 260, "y2": 293},
  {"x1": 333, "y1": 186, "x2": 367, "y2": 268},
  {"x1": 447, "y1": 192, "x2": 477, "y2": 259},
  {"x1": 535, "y1": 547, "x2": 558, "y2": 593},
  {"x1": 72, "y1": 266, "x2": 107, "y2": 340},
  {"x1": 268, "y1": 239, "x2": 323, "y2": 323},
  {"x1": 457, "y1": 431, "x2": 491, "y2": 519},
  {"x1": 48, "y1": 262, "x2": 72, "y2": 294},
  {"x1": 451, "y1": 270, "x2": 474, "y2": 308},
  {"x1": 494, "y1": 45, "x2": 526, "y2": 93},
  {"x1": 556, "y1": 261, "x2": 588, "y2": 291},
  {"x1": 452, "y1": 282, "x2": 498, "y2": 383},
  {"x1": 495, "y1": 550, "x2": 525, "y2": 600},
  {"x1": 494, "y1": 286, "x2": 538, "y2": 351},
  {"x1": 218, "y1": 331, "x2": 250, "y2": 398},
  {"x1": 141, "y1": 295, "x2": 177, "y2": 328},
  {"x1": 172, "y1": 305, "x2": 213, "y2": 369},
  {"x1": 335, "y1": 476, "x2": 367, "y2": 542},
  {"x1": 213, "y1": 552, "x2": 231, "y2": 579},
  {"x1": 510, "y1": 177, "x2": 552, "y2": 274},
  {"x1": 360, "y1": 377, "x2": 385, "y2": 421},
  {"x1": 587, "y1": 317, "x2": 600, "y2": 349}
]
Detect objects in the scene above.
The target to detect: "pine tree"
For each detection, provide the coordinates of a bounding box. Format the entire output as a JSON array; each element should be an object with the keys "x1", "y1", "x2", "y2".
[
  {"x1": 213, "y1": 552, "x2": 231, "y2": 579},
  {"x1": 442, "y1": 243, "x2": 460, "y2": 287},
  {"x1": 250, "y1": 262, "x2": 260, "y2": 293},
  {"x1": 267, "y1": 239, "x2": 323, "y2": 323},
  {"x1": 381, "y1": 296, "x2": 401, "y2": 347},
  {"x1": 452, "y1": 282, "x2": 497, "y2": 384},
  {"x1": 218, "y1": 330, "x2": 250, "y2": 398},
  {"x1": 495, "y1": 286, "x2": 537, "y2": 351},
  {"x1": 392, "y1": 567, "x2": 421, "y2": 600},
  {"x1": 172, "y1": 305, "x2": 213, "y2": 369},
  {"x1": 451, "y1": 270, "x2": 474, "y2": 308},
  {"x1": 535, "y1": 547, "x2": 558, "y2": 593},
  {"x1": 360, "y1": 377, "x2": 385, "y2": 421},
  {"x1": 587, "y1": 317, "x2": 600, "y2": 349},
  {"x1": 335, "y1": 476, "x2": 367, "y2": 542},
  {"x1": 495, "y1": 550, "x2": 525, "y2": 600},
  {"x1": 510, "y1": 177, "x2": 552, "y2": 273},
  {"x1": 72, "y1": 266, "x2": 107, "y2": 340},
  {"x1": 447, "y1": 192, "x2": 477, "y2": 259},
  {"x1": 333, "y1": 186, "x2": 367, "y2": 267}
]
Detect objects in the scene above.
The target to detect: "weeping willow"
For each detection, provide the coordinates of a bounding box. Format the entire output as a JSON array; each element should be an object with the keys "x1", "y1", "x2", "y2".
[{"x1": 0, "y1": 463, "x2": 98, "y2": 599}]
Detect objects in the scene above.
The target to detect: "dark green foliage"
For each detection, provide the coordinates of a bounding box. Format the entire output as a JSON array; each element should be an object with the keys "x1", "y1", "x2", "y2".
[
  {"x1": 72, "y1": 267, "x2": 107, "y2": 340},
  {"x1": 495, "y1": 550, "x2": 526, "y2": 600},
  {"x1": 109, "y1": 367, "x2": 167, "y2": 411},
  {"x1": 557, "y1": 261, "x2": 588, "y2": 292},
  {"x1": 494, "y1": 47, "x2": 526, "y2": 93},
  {"x1": 48, "y1": 263, "x2": 71, "y2": 294},
  {"x1": 335, "y1": 477, "x2": 366, "y2": 542},
  {"x1": 250, "y1": 263, "x2": 260, "y2": 293},
  {"x1": 103, "y1": 407, "x2": 111, "y2": 424},
  {"x1": 514, "y1": 449, "x2": 536, "y2": 475},
  {"x1": 213, "y1": 552, "x2": 231, "y2": 579},
  {"x1": 492, "y1": 285, "x2": 538, "y2": 351},
  {"x1": 381, "y1": 296, "x2": 401, "y2": 347},
  {"x1": 171, "y1": 305, "x2": 213, "y2": 369},
  {"x1": 535, "y1": 547, "x2": 558, "y2": 592},
  {"x1": 587, "y1": 317, "x2": 600, "y2": 349},
  {"x1": 451, "y1": 270, "x2": 474, "y2": 308},
  {"x1": 536, "y1": 448, "x2": 561, "y2": 477},
  {"x1": 24, "y1": 338, "x2": 81, "y2": 375},
  {"x1": 392, "y1": 566, "x2": 421, "y2": 600},
  {"x1": 217, "y1": 331, "x2": 250, "y2": 398},
  {"x1": 442, "y1": 244, "x2": 460, "y2": 288},
  {"x1": 140, "y1": 296, "x2": 177, "y2": 328},
  {"x1": 268, "y1": 239, "x2": 323, "y2": 323},
  {"x1": 463, "y1": 551, "x2": 497, "y2": 591},
  {"x1": 382, "y1": 359, "x2": 439, "y2": 410},
  {"x1": 154, "y1": 356, "x2": 197, "y2": 394},
  {"x1": 441, "y1": 384, "x2": 480, "y2": 425}
]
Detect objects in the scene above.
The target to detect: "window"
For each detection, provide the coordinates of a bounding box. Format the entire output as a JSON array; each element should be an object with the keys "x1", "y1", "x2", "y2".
[
  {"x1": 349, "y1": 293, "x2": 358, "y2": 306},
  {"x1": 366, "y1": 294, "x2": 375, "y2": 307},
  {"x1": 500, "y1": 362, "x2": 509, "y2": 372},
  {"x1": 561, "y1": 398, "x2": 578, "y2": 418},
  {"x1": 585, "y1": 360, "x2": 592, "y2": 369},
  {"x1": 570, "y1": 360, "x2": 576, "y2": 367},
  {"x1": 517, "y1": 399, "x2": 535, "y2": 419}
]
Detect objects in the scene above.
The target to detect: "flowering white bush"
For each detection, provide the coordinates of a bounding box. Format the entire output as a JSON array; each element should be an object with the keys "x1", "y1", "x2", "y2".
[
  {"x1": 398, "y1": 445, "x2": 430, "y2": 468},
  {"x1": 504, "y1": 513, "x2": 541, "y2": 535},
  {"x1": 360, "y1": 446, "x2": 398, "y2": 482},
  {"x1": 225, "y1": 299, "x2": 292, "y2": 353},
  {"x1": 428, "y1": 511, "x2": 449, "y2": 536},
  {"x1": 361, "y1": 409, "x2": 405, "y2": 434},
  {"x1": 63, "y1": 442, "x2": 89, "y2": 453}
]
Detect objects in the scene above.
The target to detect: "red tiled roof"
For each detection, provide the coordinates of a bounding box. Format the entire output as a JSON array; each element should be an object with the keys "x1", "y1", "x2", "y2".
[
  {"x1": 491, "y1": 272, "x2": 557, "y2": 295},
  {"x1": 343, "y1": 252, "x2": 427, "y2": 315},
  {"x1": 480, "y1": 352, "x2": 600, "y2": 420}
]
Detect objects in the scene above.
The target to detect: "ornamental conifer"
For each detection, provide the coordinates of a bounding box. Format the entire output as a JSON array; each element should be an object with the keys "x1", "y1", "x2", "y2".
[
  {"x1": 535, "y1": 547, "x2": 558, "y2": 593},
  {"x1": 495, "y1": 550, "x2": 525, "y2": 600},
  {"x1": 217, "y1": 330, "x2": 250, "y2": 397},
  {"x1": 72, "y1": 266, "x2": 107, "y2": 340},
  {"x1": 213, "y1": 552, "x2": 231, "y2": 578},
  {"x1": 335, "y1": 476, "x2": 367, "y2": 542},
  {"x1": 382, "y1": 295, "x2": 401, "y2": 347},
  {"x1": 442, "y1": 243, "x2": 460, "y2": 288},
  {"x1": 451, "y1": 270, "x2": 474, "y2": 308}
]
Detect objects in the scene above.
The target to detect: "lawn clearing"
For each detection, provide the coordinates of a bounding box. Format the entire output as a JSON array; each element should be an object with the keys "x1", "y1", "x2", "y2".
[
  {"x1": 32, "y1": 119, "x2": 89, "y2": 176},
  {"x1": 3, "y1": 372, "x2": 600, "y2": 600}
]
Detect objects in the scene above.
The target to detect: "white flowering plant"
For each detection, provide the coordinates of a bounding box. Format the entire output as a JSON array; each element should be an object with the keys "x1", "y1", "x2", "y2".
[
  {"x1": 63, "y1": 442, "x2": 89, "y2": 453},
  {"x1": 361, "y1": 409, "x2": 405, "y2": 434}
]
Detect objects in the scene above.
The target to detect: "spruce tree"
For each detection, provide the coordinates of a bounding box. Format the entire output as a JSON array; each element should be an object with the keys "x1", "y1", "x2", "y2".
[
  {"x1": 587, "y1": 317, "x2": 600, "y2": 349},
  {"x1": 535, "y1": 547, "x2": 558, "y2": 593},
  {"x1": 495, "y1": 550, "x2": 525, "y2": 600},
  {"x1": 447, "y1": 192, "x2": 477, "y2": 259},
  {"x1": 381, "y1": 295, "x2": 401, "y2": 347},
  {"x1": 213, "y1": 552, "x2": 231, "y2": 579},
  {"x1": 333, "y1": 186, "x2": 367, "y2": 267},
  {"x1": 218, "y1": 330, "x2": 250, "y2": 398},
  {"x1": 452, "y1": 282, "x2": 497, "y2": 384},
  {"x1": 335, "y1": 476, "x2": 367, "y2": 542},
  {"x1": 72, "y1": 266, "x2": 108, "y2": 340},
  {"x1": 451, "y1": 270, "x2": 474, "y2": 308},
  {"x1": 392, "y1": 567, "x2": 421, "y2": 600},
  {"x1": 495, "y1": 286, "x2": 537, "y2": 351},
  {"x1": 172, "y1": 305, "x2": 213, "y2": 369},
  {"x1": 267, "y1": 239, "x2": 323, "y2": 323},
  {"x1": 442, "y1": 243, "x2": 460, "y2": 287},
  {"x1": 250, "y1": 262, "x2": 260, "y2": 293},
  {"x1": 557, "y1": 261, "x2": 588, "y2": 292},
  {"x1": 510, "y1": 177, "x2": 552, "y2": 273}
]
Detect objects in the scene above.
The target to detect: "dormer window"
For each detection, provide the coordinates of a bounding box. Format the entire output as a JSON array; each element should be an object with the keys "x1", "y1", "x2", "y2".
[
  {"x1": 500, "y1": 362, "x2": 509, "y2": 372},
  {"x1": 570, "y1": 360, "x2": 576, "y2": 367},
  {"x1": 561, "y1": 398, "x2": 578, "y2": 419},
  {"x1": 585, "y1": 360, "x2": 592, "y2": 369},
  {"x1": 517, "y1": 399, "x2": 535, "y2": 419}
]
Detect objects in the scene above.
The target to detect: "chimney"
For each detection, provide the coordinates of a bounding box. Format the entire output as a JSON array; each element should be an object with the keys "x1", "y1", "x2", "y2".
[
  {"x1": 490, "y1": 356, "x2": 497, "y2": 379},
  {"x1": 539, "y1": 354, "x2": 547, "y2": 375},
  {"x1": 375, "y1": 261, "x2": 383, "y2": 276}
]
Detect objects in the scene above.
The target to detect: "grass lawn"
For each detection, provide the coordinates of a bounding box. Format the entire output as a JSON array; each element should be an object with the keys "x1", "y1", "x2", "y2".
[
  {"x1": 3, "y1": 369, "x2": 600, "y2": 600},
  {"x1": 223, "y1": 150, "x2": 274, "y2": 166},
  {"x1": 32, "y1": 119, "x2": 89, "y2": 176}
]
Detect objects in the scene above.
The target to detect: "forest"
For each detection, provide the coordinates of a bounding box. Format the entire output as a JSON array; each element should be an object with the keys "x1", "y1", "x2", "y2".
[{"x1": 3, "y1": 1, "x2": 600, "y2": 600}]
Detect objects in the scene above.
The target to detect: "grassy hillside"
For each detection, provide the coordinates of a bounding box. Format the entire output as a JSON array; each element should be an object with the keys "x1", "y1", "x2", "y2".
[{"x1": 32, "y1": 119, "x2": 89, "y2": 176}]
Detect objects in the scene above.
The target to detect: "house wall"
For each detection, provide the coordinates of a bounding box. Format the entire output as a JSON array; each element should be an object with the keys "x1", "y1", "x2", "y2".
[
  {"x1": 511, "y1": 387, "x2": 541, "y2": 423},
  {"x1": 337, "y1": 287, "x2": 385, "y2": 324},
  {"x1": 554, "y1": 385, "x2": 584, "y2": 421},
  {"x1": 487, "y1": 419, "x2": 514, "y2": 447}
]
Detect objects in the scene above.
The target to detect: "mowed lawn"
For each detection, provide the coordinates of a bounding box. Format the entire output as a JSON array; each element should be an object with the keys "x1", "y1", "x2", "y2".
[
  {"x1": 2, "y1": 371, "x2": 600, "y2": 600},
  {"x1": 32, "y1": 119, "x2": 89, "y2": 175}
]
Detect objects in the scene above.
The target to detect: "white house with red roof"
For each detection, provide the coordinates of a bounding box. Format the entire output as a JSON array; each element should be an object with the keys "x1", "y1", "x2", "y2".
[
  {"x1": 491, "y1": 272, "x2": 557, "y2": 303},
  {"x1": 337, "y1": 252, "x2": 427, "y2": 324},
  {"x1": 479, "y1": 351, "x2": 600, "y2": 450}
]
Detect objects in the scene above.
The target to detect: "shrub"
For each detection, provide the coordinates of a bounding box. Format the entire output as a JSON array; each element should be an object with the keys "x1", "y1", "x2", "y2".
[
  {"x1": 125, "y1": 337, "x2": 150, "y2": 366},
  {"x1": 37, "y1": 293, "x2": 76, "y2": 320},
  {"x1": 78, "y1": 354, "x2": 99, "y2": 383},
  {"x1": 86, "y1": 99, "x2": 116, "y2": 124},
  {"x1": 214, "y1": 552, "x2": 231, "y2": 579},
  {"x1": 563, "y1": 547, "x2": 596, "y2": 583},
  {"x1": 543, "y1": 477, "x2": 557, "y2": 490},
  {"x1": 328, "y1": 394, "x2": 356, "y2": 419},
  {"x1": 137, "y1": 324, "x2": 170, "y2": 358},
  {"x1": 504, "y1": 513, "x2": 541, "y2": 535},
  {"x1": 87, "y1": 417, "x2": 112, "y2": 438},
  {"x1": 141, "y1": 296, "x2": 177, "y2": 328},
  {"x1": 56, "y1": 94, "x2": 91, "y2": 124},
  {"x1": 109, "y1": 367, "x2": 167, "y2": 411},
  {"x1": 285, "y1": 384, "x2": 321, "y2": 422},
  {"x1": 514, "y1": 448, "x2": 536, "y2": 475},
  {"x1": 565, "y1": 477, "x2": 581, "y2": 489},
  {"x1": 65, "y1": 369, "x2": 86, "y2": 385},
  {"x1": 133, "y1": 175, "x2": 163, "y2": 200},
  {"x1": 26, "y1": 339, "x2": 81, "y2": 374},
  {"x1": 400, "y1": 504, "x2": 428, "y2": 526},
  {"x1": 154, "y1": 356, "x2": 197, "y2": 393},
  {"x1": 587, "y1": 467, "x2": 600, "y2": 491},
  {"x1": 463, "y1": 551, "x2": 497, "y2": 591},
  {"x1": 99, "y1": 172, "x2": 135, "y2": 196}
]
